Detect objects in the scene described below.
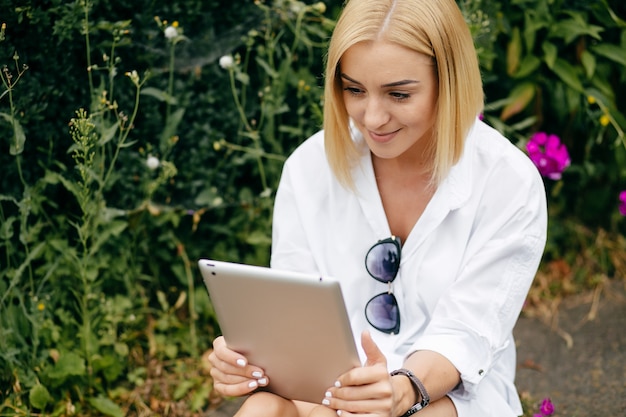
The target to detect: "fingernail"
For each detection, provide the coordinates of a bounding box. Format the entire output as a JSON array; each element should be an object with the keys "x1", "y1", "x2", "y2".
[
  {"x1": 252, "y1": 371, "x2": 263, "y2": 378},
  {"x1": 337, "y1": 411, "x2": 342, "y2": 416},
  {"x1": 322, "y1": 399, "x2": 330, "y2": 406},
  {"x1": 237, "y1": 359, "x2": 246, "y2": 367},
  {"x1": 248, "y1": 380, "x2": 258, "y2": 389},
  {"x1": 334, "y1": 380, "x2": 341, "y2": 388},
  {"x1": 258, "y1": 378, "x2": 268, "y2": 386},
  {"x1": 325, "y1": 391, "x2": 332, "y2": 398}
]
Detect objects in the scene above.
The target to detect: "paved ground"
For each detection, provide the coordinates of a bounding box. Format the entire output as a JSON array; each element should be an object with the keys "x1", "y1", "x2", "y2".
[
  {"x1": 514, "y1": 278, "x2": 626, "y2": 417},
  {"x1": 204, "y1": 279, "x2": 626, "y2": 417}
]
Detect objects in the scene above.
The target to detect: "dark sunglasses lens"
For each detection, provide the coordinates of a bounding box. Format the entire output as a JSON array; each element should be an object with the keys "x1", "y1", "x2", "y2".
[
  {"x1": 365, "y1": 293, "x2": 400, "y2": 334},
  {"x1": 365, "y1": 241, "x2": 400, "y2": 282}
]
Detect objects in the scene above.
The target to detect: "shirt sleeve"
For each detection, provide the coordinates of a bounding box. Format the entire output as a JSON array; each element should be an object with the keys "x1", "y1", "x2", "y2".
[
  {"x1": 270, "y1": 156, "x2": 319, "y2": 273},
  {"x1": 408, "y1": 159, "x2": 548, "y2": 399}
]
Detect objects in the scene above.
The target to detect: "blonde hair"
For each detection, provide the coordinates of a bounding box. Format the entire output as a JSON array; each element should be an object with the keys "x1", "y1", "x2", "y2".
[{"x1": 323, "y1": 0, "x2": 484, "y2": 188}]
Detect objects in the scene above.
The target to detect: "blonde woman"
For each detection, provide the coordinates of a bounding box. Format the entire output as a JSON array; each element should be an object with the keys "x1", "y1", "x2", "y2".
[{"x1": 208, "y1": 0, "x2": 547, "y2": 416}]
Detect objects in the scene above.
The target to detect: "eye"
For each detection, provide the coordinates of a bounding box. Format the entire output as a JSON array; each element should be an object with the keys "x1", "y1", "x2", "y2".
[
  {"x1": 343, "y1": 86, "x2": 364, "y2": 96},
  {"x1": 389, "y1": 92, "x2": 410, "y2": 101}
]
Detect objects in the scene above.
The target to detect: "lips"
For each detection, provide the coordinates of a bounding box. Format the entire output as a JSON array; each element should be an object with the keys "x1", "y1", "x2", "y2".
[{"x1": 368, "y1": 129, "x2": 399, "y2": 144}]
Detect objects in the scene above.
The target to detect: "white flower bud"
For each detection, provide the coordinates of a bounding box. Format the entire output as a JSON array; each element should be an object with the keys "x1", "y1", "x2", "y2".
[
  {"x1": 164, "y1": 26, "x2": 178, "y2": 39},
  {"x1": 146, "y1": 155, "x2": 160, "y2": 170},
  {"x1": 219, "y1": 55, "x2": 234, "y2": 70}
]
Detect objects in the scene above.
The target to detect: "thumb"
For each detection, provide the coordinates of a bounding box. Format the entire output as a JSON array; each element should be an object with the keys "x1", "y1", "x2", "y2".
[{"x1": 362, "y1": 330, "x2": 387, "y2": 367}]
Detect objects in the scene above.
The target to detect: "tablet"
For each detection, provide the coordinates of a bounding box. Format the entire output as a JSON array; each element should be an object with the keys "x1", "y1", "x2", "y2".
[{"x1": 198, "y1": 259, "x2": 361, "y2": 403}]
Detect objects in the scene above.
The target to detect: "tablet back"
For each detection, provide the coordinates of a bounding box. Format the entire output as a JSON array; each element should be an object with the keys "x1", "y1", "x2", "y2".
[{"x1": 198, "y1": 259, "x2": 361, "y2": 403}]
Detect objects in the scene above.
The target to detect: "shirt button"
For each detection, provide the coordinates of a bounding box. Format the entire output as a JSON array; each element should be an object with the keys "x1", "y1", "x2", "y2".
[{"x1": 478, "y1": 369, "x2": 484, "y2": 376}]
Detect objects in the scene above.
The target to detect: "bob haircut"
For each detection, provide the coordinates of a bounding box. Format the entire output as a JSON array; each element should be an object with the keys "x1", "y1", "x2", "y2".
[{"x1": 323, "y1": 0, "x2": 484, "y2": 188}]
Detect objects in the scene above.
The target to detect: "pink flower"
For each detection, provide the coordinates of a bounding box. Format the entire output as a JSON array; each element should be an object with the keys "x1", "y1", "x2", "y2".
[
  {"x1": 619, "y1": 191, "x2": 626, "y2": 216},
  {"x1": 526, "y1": 132, "x2": 571, "y2": 180},
  {"x1": 540, "y1": 398, "x2": 555, "y2": 416}
]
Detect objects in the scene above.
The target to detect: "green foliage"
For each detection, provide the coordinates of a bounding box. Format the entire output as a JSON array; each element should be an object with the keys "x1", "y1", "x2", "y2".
[
  {"x1": 478, "y1": 0, "x2": 626, "y2": 233},
  {"x1": 0, "y1": 0, "x2": 624, "y2": 415},
  {"x1": 1, "y1": 0, "x2": 333, "y2": 414}
]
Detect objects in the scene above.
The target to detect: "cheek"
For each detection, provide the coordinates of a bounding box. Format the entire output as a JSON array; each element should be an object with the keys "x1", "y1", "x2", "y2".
[{"x1": 342, "y1": 96, "x2": 362, "y2": 119}]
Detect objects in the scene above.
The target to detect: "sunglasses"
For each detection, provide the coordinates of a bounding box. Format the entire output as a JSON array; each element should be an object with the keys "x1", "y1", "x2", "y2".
[{"x1": 364, "y1": 236, "x2": 401, "y2": 334}]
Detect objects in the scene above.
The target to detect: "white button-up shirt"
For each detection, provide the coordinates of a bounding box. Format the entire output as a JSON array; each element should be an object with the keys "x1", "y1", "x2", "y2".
[{"x1": 271, "y1": 120, "x2": 547, "y2": 415}]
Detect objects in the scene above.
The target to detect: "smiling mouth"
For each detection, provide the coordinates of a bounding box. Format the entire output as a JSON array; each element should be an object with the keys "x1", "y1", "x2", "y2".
[{"x1": 369, "y1": 129, "x2": 400, "y2": 143}]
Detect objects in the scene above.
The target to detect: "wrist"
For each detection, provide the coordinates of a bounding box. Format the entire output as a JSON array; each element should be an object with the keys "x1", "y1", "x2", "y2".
[
  {"x1": 391, "y1": 372, "x2": 417, "y2": 417},
  {"x1": 390, "y1": 368, "x2": 430, "y2": 416}
]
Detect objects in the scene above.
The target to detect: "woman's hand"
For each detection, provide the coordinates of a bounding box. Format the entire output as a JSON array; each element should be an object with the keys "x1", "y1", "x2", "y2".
[
  {"x1": 321, "y1": 331, "x2": 405, "y2": 416},
  {"x1": 208, "y1": 336, "x2": 269, "y2": 397}
]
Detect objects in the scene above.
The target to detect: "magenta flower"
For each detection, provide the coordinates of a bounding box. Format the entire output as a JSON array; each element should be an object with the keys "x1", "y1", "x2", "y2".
[
  {"x1": 619, "y1": 191, "x2": 626, "y2": 216},
  {"x1": 540, "y1": 398, "x2": 555, "y2": 416},
  {"x1": 526, "y1": 132, "x2": 571, "y2": 180}
]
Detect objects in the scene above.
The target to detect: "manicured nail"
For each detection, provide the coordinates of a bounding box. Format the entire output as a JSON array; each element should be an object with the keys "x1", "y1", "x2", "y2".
[
  {"x1": 248, "y1": 380, "x2": 258, "y2": 389},
  {"x1": 258, "y1": 378, "x2": 268, "y2": 386},
  {"x1": 322, "y1": 399, "x2": 330, "y2": 406},
  {"x1": 334, "y1": 380, "x2": 341, "y2": 388},
  {"x1": 237, "y1": 359, "x2": 246, "y2": 367},
  {"x1": 325, "y1": 391, "x2": 332, "y2": 398},
  {"x1": 336, "y1": 411, "x2": 342, "y2": 416},
  {"x1": 252, "y1": 371, "x2": 263, "y2": 378}
]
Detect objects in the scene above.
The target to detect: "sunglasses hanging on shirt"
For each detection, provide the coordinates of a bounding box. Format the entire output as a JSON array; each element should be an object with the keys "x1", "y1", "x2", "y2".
[{"x1": 364, "y1": 236, "x2": 401, "y2": 335}]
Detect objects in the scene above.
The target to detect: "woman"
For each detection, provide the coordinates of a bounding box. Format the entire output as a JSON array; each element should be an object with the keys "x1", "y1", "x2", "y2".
[{"x1": 208, "y1": 0, "x2": 547, "y2": 416}]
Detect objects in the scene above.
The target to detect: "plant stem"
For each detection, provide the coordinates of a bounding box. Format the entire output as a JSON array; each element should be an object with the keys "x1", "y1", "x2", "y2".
[
  {"x1": 83, "y1": 0, "x2": 94, "y2": 97},
  {"x1": 174, "y1": 236, "x2": 198, "y2": 358},
  {"x1": 102, "y1": 81, "x2": 142, "y2": 188}
]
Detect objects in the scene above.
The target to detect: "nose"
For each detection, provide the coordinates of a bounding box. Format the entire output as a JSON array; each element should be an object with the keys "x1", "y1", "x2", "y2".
[{"x1": 362, "y1": 97, "x2": 390, "y2": 130}]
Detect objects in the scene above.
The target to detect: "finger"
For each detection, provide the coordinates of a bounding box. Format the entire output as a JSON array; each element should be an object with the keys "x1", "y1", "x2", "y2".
[
  {"x1": 210, "y1": 362, "x2": 270, "y2": 398},
  {"x1": 211, "y1": 372, "x2": 266, "y2": 397},
  {"x1": 361, "y1": 331, "x2": 387, "y2": 367},
  {"x1": 331, "y1": 363, "x2": 390, "y2": 395},
  {"x1": 323, "y1": 394, "x2": 393, "y2": 416},
  {"x1": 211, "y1": 336, "x2": 266, "y2": 379},
  {"x1": 332, "y1": 376, "x2": 392, "y2": 399}
]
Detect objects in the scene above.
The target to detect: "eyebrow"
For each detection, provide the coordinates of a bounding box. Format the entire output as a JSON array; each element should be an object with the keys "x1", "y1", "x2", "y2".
[{"x1": 340, "y1": 73, "x2": 419, "y2": 88}]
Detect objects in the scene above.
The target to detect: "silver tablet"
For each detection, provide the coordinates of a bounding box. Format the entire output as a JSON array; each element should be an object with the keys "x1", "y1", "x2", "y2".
[{"x1": 198, "y1": 259, "x2": 361, "y2": 403}]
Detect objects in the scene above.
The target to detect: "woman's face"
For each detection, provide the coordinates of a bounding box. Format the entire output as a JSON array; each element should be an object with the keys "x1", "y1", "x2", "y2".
[{"x1": 340, "y1": 40, "x2": 438, "y2": 162}]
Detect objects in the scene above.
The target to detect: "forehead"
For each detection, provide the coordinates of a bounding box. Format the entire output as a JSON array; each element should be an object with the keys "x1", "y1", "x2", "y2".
[{"x1": 340, "y1": 40, "x2": 434, "y2": 82}]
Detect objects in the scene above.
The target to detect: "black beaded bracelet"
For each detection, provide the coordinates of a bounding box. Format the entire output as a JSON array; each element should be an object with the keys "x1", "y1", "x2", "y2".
[{"x1": 390, "y1": 368, "x2": 430, "y2": 416}]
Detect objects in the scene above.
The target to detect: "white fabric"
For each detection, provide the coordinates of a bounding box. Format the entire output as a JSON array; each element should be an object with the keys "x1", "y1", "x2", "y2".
[{"x1": 270, "y1": 119, "x2": 547, "y2": 416}]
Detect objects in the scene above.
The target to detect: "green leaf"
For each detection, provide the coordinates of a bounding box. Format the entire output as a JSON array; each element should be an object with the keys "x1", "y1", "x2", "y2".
[
  {"x1": 0, "y1": 216, "x2": 17, "y2": 240},
  {"x1": 500, "y1": 82, "x2": 536, "y2": 121},
  {"x1": 580, "y1": 50, "x2": 596, "y2": 79},
  {"x1": 244, "y1": 230, "x2": 271, "y2": 246},
  {"x1": 507, "y1": 27, "x2": 522, "y2": 76},
  {"x1": 118, "y1": 139, "x2": 138, "y2": 148},
  {"x1": 47, "y1": 351, "x2": 86, "y2": 380},
  {"x1": 551, "y1": 59, "x2": 584, "y2": 93},
  {"x1": 89, "y1": 220, "x2": 127, "y2": 255},
  {"x1": 97, "y1": 121, "x2": 120, "y2": 146},
  {"x1": 87, "y1": 396, "x2": 125, "y2": 417},
  {"x1": 173, "y1": 380, "x2": 196, "y2": 400},
  {"x1": 591, "y1": 43, "x2": 626, "y2": 67},
  {"x1": 522, "y1": 10, "x2": 545, "y2": 52},
  {"x1": 0, "y1": 112, "x2": 26, "y2": 155},
  {"x1": 542, "y1": 42, "x2": 558, "y2": 69},
  {"x1": 190, "y1": 383, "x2": 211, "y2": 411},
  {"x1": 29, "y1": 384, "x2": 52, "y2": 410},
  {"x1": 140, "y1": 87, "x2": 178, "y2": 105},
  {"x1": 161, "y1": 107, "x2": 185, "y2": 143},
  {"x1": 255, "y1": 56, "x2": 279, "y2": 79},
  {"x1": 235, "y1": 71, "x2": 250, "y2": 86},
  {"x1": 513, "y1": 55, "x2": 541, "y2": 79},
  {"x1": 549, "y1": 14, "x2": 603, "y2": 44},
  {"x1": 92, "y1": 354, "x2": 124, "y2": 382}
]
